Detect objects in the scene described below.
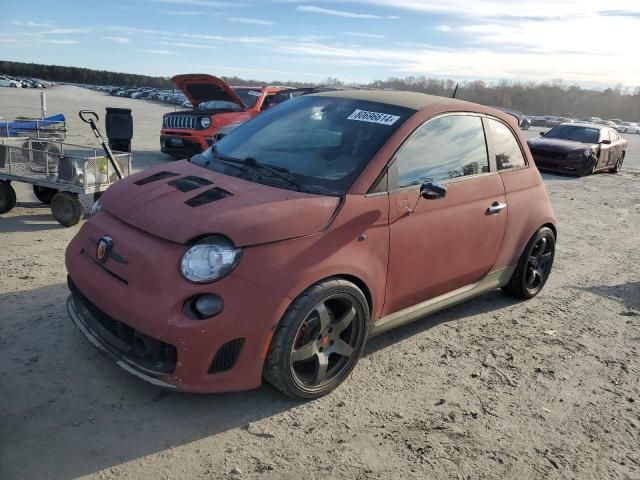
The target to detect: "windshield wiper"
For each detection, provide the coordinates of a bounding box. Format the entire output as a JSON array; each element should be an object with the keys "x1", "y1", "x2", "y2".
[{"x1": 215, "y1": 155, "x2": 301, "y2": 191}]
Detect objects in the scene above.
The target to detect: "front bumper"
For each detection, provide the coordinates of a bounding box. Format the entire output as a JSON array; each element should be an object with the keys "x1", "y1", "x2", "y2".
[
  {"x1": 65, "y1": 210, "x2": 291, "y2": 393},
  {"x1": 160, "y1": 134, "x2": 209, "y2": 157},
  {"x1": 532, "y1": 156, "x2": 591, "y2": 176}
]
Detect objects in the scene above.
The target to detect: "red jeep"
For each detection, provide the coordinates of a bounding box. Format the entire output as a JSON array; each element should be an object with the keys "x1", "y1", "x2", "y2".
[{"x1": 160, "y1": 74, "x2": 290, "y2": 158}]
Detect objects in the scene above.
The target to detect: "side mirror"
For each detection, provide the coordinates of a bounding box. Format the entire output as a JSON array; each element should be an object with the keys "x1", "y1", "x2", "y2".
[
  {"x1": 420, "y1": 180, "x2": 447, "y2": 200},
  {"x1": 600, "y1": 139, "x2": 611, "y2": 145},
  {"x1": 539, "y1": 131, "x2": 546, "y2": 137}
]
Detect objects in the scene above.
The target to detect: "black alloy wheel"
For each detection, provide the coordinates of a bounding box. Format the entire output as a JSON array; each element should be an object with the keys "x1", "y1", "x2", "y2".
[
  {"x1": 265, "y1": 279, "x2": 369, "y2": 399},
  {"x1": 503, "y1": 227, "x2": 555, "y2": 299},
  {"x1": 610, "y1": 153, "x2": 624, "y2": 173}
]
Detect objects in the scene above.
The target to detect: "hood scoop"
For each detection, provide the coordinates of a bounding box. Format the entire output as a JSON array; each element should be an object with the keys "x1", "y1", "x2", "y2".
[
  {"x1": 185, "y1": 187, "x2": 232, "y2": 207},
  {"x1": 134, "y1": 171, "x2": 180, "y2": 186},
  {"x1": 168, "y1": 175, "x2": 213, "y2": 192}
]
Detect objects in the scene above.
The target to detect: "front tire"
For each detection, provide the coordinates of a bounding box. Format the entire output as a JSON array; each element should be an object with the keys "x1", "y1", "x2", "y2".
[
  {"x1": 264, "y1": 279, "x2": 370, "y2": 399},
  {"x1": 503, "y1": 227, "x2": 555, "y2": 299}
]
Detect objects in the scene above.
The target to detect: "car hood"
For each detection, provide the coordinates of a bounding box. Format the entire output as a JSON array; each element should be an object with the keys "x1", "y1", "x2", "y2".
[
  {"x1": 100, "y1": 161, "x2": 340, "y2": 246},
  {"x1": 527, "y1": 137, "x2": 596, "y2": 152},
  {"x1": 172, "y1": 74, "x2": 247, "y2": 110}
]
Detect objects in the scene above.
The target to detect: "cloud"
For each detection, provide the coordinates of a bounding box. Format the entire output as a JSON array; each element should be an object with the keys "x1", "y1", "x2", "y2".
[
  {"x1": 102, "y1": 36, "x2": 131, "y2": 43},
  {"x1": 45, "y1": 28, "x2": 92, "y2": 34},
  {"x1": 44, "y1": 39, "x2": 79, "y2": 45},
  {"x1": 435, "y1": 25, "x2": 451, "y2": 32},
  {"x1": 141, "y1": 49, "x2": 177, "y2": 55},
  {"x1": 11, "y1": 20, "x2": 55, "y2": 28},
  {"x1": 161, "y1": 10, "x2": 204, "y2": 15},
  {"x1": 228, "y1": 17, "x2": 276, "y2": 26},
  {"x1": 343, "y1": 31, "x2": 386, "y2": 39},
  {"x1": 296, "y1": 5, "x2": 399, "y2": 20},
  {"x1": 148, "y1": 0, "x2": 235, "y2": 6}
]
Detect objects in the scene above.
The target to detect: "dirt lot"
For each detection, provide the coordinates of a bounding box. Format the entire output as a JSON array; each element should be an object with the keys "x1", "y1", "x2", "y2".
[{"x1": 1, "y1": 86, "x2": 638, "y2": 480}]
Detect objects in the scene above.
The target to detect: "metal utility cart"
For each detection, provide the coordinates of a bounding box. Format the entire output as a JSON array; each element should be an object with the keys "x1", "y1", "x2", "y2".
[
  {"x1": 0, "y1": 134, "x2": 132, "y2": 227},
  {"x1": 0, "y1": 114, "x2": 67, "y2": 140}
]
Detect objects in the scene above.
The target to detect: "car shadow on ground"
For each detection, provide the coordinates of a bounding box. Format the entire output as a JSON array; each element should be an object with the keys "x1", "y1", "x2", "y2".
[
  {"x1": 571, "y1": 281, "x2": 640, "y2": 312},
  {"x1": 0, "y1": 282, "x2": 519, "y2": 480},
  {"x1": 0, "y1": 211, "x2": 66, "y2": 232}
]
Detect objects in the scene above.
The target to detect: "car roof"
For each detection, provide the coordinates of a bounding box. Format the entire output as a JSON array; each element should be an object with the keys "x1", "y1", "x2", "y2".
[{"x1": 312, "y1": 89, "x2": 466, "y2": 110}]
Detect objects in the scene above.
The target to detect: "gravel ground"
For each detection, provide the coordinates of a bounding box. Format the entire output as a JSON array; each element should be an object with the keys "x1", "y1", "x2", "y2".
[{"x1": 0, "y1": 86, "x2": 638, "y2": 480}]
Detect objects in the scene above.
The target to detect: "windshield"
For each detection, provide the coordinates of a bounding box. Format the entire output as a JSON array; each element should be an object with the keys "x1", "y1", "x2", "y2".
[
  {"x1": 232, "y1": 88, "x2": 263, "y2": 109},
  {"x1": 196, "y1": 96, "x2": 414, "y2": 195},
  {"x1": 544, "y1": 125, "x2": 600, "y2": 143}
]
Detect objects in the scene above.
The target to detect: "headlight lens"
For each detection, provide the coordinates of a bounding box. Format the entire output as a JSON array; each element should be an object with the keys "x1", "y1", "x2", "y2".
[
  {"x1": 200, "y1": 117, "x2": 212, "y2": 129},
  {"x1": 90, "y1": 199, "x2": 102, "y2": 216},
  {"x1": 180, "y1": 236, "x2": 241, "y2": 283}
]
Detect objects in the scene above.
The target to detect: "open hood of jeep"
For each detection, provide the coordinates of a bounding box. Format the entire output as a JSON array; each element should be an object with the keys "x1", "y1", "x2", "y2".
[
  {"x1": 99, "y1": 161, "x2": 340, "y2": 246},
  {"x1": 172, "y1": 74, "x2": 247, "y2": 110}
]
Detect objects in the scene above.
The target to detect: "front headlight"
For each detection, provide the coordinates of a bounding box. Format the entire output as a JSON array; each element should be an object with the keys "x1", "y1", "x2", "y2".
[
  {"x1": 180, "y1": 236, "x2": 241, "y2": 283},
  {"x1": 200, "y1": 117, "x2": 212, "y2": 129},
  {"x1": 90, "y1": 199, "x2": 102, "y2": 217}
]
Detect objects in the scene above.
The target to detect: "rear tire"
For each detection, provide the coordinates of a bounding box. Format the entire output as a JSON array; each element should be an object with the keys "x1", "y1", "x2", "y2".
[
  {"x1": 503, "y1": 227, "x2": 555, "y2": 300},
  {"x1": 51, "y1": 191, "x2": 83, "y2": 227},
  {"x1": 264, "y1": 278, "x2": 369, "y2": 399},
  {"x1": 0, "y1": 181, "x2": 17, "y2": 214},
  {"x1": 33, "y1": 185, "x2": 58, "y2": 204}
]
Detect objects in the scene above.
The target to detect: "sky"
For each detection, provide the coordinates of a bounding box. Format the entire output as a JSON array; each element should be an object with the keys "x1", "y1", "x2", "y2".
[{"x1": 1, "y1": 0, "x2": 639, "y2": 89}]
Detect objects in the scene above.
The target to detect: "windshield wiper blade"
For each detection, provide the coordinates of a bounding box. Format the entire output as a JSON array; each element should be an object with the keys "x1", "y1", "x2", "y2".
[{"x1": 216, "y1": 155, "x2": 301, "y2": 191}]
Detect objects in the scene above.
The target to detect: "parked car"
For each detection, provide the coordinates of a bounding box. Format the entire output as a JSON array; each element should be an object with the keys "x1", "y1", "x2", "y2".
[
  {"x1": 529, "y1": 116, "x2": 544, "y2": 127},
  {"x1": 527, "y1": 123, "x2": 627, "y2": 176},
  {"x1": 616, "y1": 121, "x2": 640, "y2": 134},
  {"x1": 0, "y1": 77, "x2": 20, "y2": 88},
  {"x1": 66, "y1": 90, "x2": 557, "y2": 399},
  {"x1": 493, "y1": 107, "x2": 529, "y2": 130},
  {"x1": 160, "y1": 74, "x2": 291, "y2": 158},
  {"x1": 544, "y1": 116, "x2": 562, "y2": 128}
]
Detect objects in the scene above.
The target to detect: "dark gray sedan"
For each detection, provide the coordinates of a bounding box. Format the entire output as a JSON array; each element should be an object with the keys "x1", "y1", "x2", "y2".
[{"x1": 527, "y1": 123, "x2": 627, "y2": 176}]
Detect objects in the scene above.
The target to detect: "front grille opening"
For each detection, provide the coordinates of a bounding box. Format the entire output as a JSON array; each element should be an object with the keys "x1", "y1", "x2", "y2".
[
  {"x1": 185, "y1": 187, "x2": 232, "y2": 207},
  {"x1": 209, "y1": 338, "x2": 245, "y2": 373},
  {"x1": 70, "y1": 280, "x2": 177, "y2": 374},
  {"x1": 168, "y1": 175, "x2": 213, "y2": 192},
  {"x1": 135, "y1": 171, "x2": 180, "y2": 185}
]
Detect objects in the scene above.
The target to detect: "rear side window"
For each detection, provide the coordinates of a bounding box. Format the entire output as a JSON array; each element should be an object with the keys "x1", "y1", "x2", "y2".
[
  {"x1": 488, "y1": 119, "x2": 526, "y2": 170},
  {"x1": 396, "y1": 115, "x2": 489, "y2": 187}
]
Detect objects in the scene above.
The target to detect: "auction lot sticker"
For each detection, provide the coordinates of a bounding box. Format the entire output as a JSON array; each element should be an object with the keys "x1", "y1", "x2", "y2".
[{"x1": 347, "y1": 109, "x2": 400, "y2": 126}]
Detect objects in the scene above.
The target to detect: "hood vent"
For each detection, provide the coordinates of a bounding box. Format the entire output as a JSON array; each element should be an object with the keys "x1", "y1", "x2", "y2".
[
  {"x1": 135, "y1": 171, "x2": 180, "y2": 186},
  {"x1": 185, "y1": 187, "x2": 232, "y2": 207},
  {"x1": 168, "y1": 175, "x2": 213, "y2": 192}
]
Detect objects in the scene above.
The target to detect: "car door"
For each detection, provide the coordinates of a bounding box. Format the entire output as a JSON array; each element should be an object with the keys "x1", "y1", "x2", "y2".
[
  {"x1": 607, "y1": 129, "x2": 623, "y2": 166},
  {"x1": 382, "y1": 114, "x2": 508, "y2": 315},
  {"x1": 598, "y1": 129, "x2": 613, "y2": 168}
]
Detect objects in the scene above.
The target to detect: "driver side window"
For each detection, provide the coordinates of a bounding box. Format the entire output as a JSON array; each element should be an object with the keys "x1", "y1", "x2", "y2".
[{"x1": 395, "y1": 115, "x2": 489, "y2": 188}]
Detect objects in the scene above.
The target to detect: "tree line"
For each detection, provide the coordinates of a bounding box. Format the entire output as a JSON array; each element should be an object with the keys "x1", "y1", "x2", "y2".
[{"x1": 2, "y1": 60, "x2": 639, "y2": 120}]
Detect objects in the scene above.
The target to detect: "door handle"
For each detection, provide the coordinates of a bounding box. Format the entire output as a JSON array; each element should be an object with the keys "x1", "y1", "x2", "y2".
[{"x1": 488, "y1": 202, "x2": 507, "y2": 215}]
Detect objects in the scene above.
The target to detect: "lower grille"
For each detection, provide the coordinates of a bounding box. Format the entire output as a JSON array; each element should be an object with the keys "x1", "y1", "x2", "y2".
[
  {"x1": 209, "y1": 338, "x2": 245, "y2": 373},
  {"x1": 530, "y1": 148, "x2": 567, "y2": 160},
  {"x1": 69, "y1": 278, "x2": 177, "y2": 374},
  {"x1": 72, "y1": 283, "x2": 135, "y2": 346}
]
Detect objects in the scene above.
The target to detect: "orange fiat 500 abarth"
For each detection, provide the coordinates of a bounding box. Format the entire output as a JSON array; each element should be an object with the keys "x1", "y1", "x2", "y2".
[{"x1": 67, "y1": 91, "x2": 557, "y2": 399}]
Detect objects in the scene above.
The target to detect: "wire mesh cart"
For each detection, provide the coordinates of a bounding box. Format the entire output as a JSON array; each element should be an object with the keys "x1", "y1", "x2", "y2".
[
  {"x1": 0, "y1": 114, "x2": 67, "y2": 140},
  {"x1": 0, "y1": 137, "x2": 131, "y2": 226}
]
